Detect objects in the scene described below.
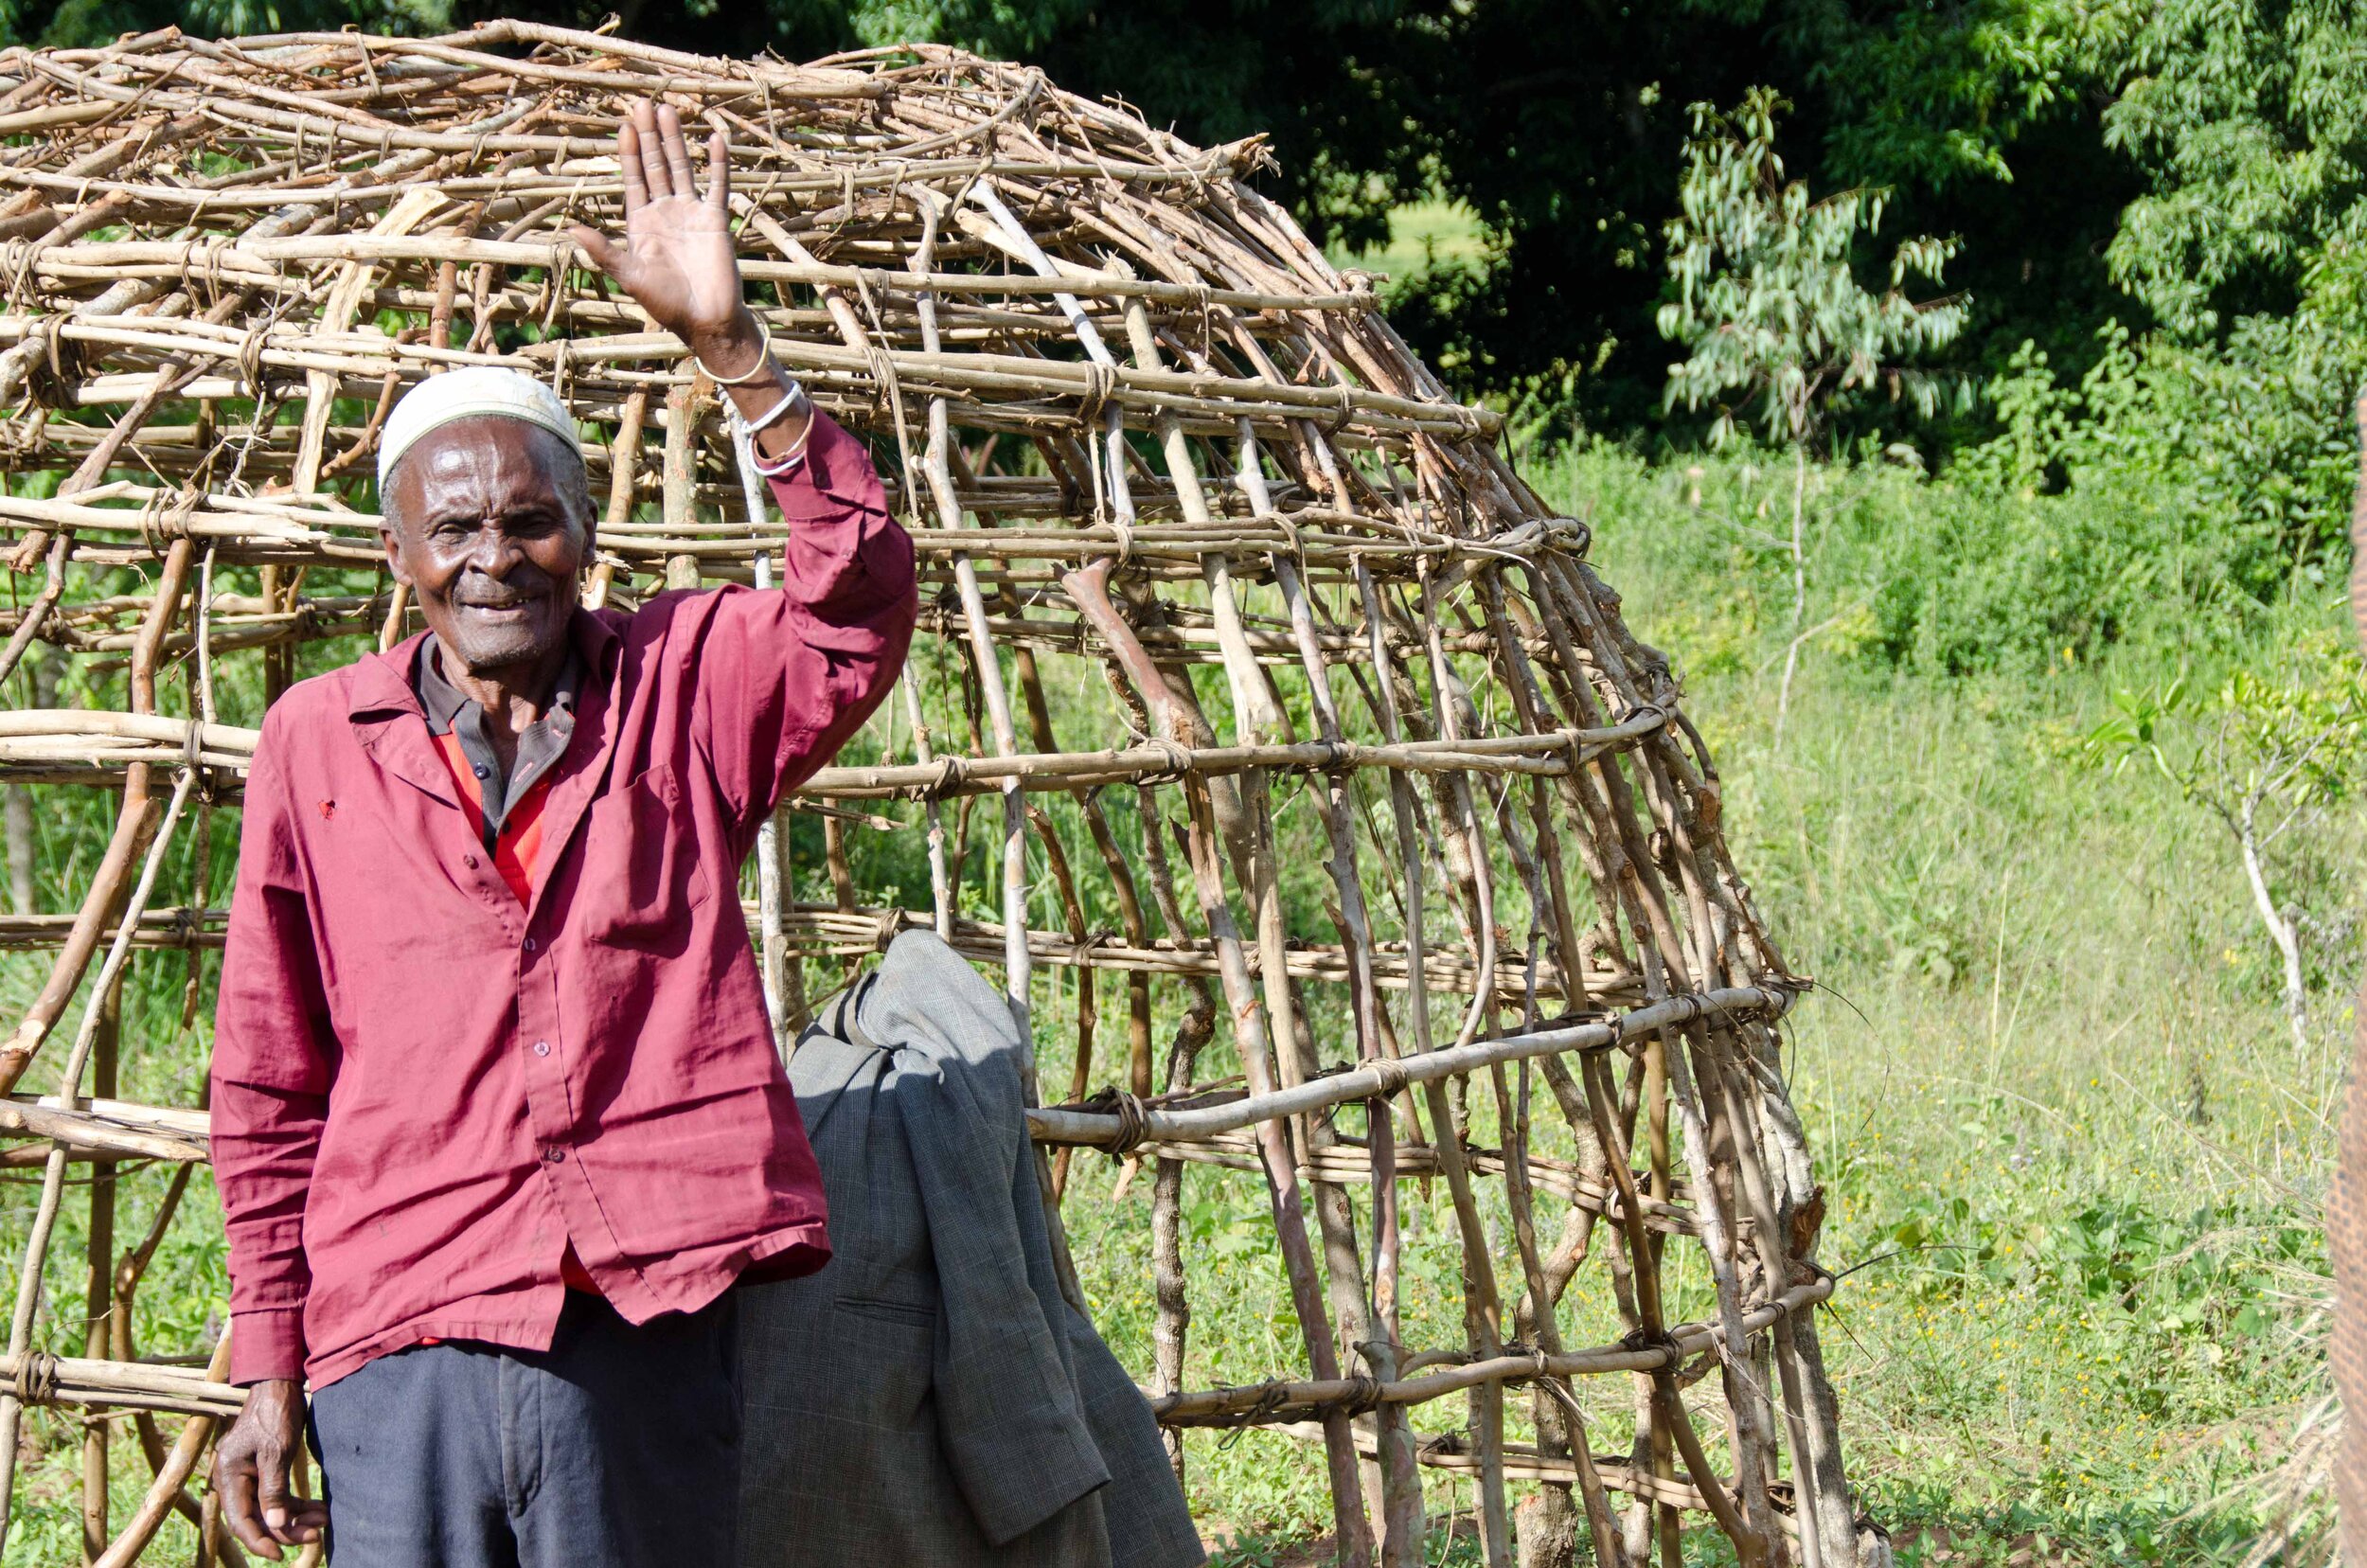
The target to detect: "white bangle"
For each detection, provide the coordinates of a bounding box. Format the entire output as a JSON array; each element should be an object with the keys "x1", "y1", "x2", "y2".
[
  {"x1": 695, "y1": 319, "x2": 777, "y2": 387},
  {"x1": 733, "y1": 379, "x2": 807, "y2": 437},
  {"x1": 749, "y1": 424, "x2": 812, "y2": 478}
]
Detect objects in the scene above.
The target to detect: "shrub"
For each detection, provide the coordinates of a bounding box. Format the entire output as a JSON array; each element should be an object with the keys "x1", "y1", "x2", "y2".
[{"x1": 1548, "y1": 439, "x2": 2264, "y2": 684}]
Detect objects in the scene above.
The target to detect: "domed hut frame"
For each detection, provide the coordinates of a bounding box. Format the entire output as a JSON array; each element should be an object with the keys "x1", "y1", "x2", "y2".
[{"x1": 0, "y1": 26, "x2": 1872, "y2": 1568}]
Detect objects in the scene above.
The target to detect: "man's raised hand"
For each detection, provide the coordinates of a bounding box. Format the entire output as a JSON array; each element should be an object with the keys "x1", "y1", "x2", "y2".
[{"x1": 568, "y1": 100, "x2": 765, "y2": 380}]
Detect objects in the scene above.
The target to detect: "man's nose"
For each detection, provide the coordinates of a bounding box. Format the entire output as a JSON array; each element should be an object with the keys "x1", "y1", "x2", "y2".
[{"x1": 466, "y1": 524, "x2": 524, "y2": 576}]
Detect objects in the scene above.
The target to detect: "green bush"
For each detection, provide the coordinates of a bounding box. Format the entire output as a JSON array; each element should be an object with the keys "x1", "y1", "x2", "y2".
[
  {"x1": 1856, "y1": 479, "x2": 2159, "y2": 676},
  {"x1": 1952, "y1": 277, "x2": 2367, "y2": 604},
  {"x1": 1539, "y1": 438, "x2": 2273, "y2": 684}
]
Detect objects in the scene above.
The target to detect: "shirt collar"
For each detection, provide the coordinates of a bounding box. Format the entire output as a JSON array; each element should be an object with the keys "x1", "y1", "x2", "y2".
[
  {"x1": 411, "y1": 636, "x2": 582, "y2": 739},
  {"x1": 350, "y1": 607, "x2": 618, "y2": 722}
]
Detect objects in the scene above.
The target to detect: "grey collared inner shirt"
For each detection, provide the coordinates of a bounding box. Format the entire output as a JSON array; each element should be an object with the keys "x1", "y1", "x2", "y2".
[{"x1": 413, "y1": 635, "x2": 582, "y2": 848}]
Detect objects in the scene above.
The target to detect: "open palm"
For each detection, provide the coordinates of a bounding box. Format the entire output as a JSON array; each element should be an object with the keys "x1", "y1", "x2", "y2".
[{"x1": 570, "y1": 102, "x2": 753, "y2": 365}]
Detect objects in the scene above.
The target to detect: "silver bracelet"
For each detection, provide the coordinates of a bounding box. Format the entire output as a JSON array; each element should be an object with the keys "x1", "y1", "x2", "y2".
[
  {"x1": 732, "y1": 378, "x2": 808, "y2": 437},
  {"x1": 749, "y1": 422, "x2": 813, "y2": 479},
  {"x1": 695, "y1": 319, "x2": 777, "y2": 387}
]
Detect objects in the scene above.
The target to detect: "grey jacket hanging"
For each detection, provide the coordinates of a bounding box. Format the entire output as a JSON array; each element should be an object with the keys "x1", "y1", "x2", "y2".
[{"x1": 736, "y1": 930, "x2": 1203, "y2": 1568}]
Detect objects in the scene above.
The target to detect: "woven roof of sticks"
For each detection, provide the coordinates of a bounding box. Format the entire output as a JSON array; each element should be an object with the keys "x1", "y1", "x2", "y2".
[{"x1": 0, "y1": 25, "x2": 1874, "y2": 1568}]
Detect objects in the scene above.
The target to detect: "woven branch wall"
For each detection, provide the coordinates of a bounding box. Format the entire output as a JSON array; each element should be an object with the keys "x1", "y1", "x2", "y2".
[{"x1": 0, "y1": 24, "x2": 1880, "y2": 1568}]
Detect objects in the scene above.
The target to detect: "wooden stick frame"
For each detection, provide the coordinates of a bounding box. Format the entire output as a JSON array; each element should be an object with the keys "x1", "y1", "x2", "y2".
[{"x1": 0, "y1": 26, "x2": 1875, "y2": 1568}]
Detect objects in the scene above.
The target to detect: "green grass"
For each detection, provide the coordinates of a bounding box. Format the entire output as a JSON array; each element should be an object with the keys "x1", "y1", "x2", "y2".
[
  {"x1": 1074, "y1": 446, "x2": 2352, "y2": 1562},
  {"x1": 1325, "y1": 199, "x2": 1488, "y2": 288},
  {"x1": 1560, "y1": 446, "x2": 2349, "y2": 1562}
]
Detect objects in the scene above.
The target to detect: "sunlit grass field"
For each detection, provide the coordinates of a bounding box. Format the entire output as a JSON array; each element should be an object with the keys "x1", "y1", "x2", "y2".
[
  {"x1": 1326, "y1": 199, "x2": 1489, "y2": 290},
  {"x1": 1555, "y1": 452, "x2": 2342, "y2": 1562}
]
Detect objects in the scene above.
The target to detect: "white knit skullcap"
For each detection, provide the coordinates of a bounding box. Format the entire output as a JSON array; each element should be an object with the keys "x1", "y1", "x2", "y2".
[{"x1": 378, "y1": 367, "x2": 582, "y2": 488}]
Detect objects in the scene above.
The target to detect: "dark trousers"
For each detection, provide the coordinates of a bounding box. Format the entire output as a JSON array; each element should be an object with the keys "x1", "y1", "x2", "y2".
[{"x1": 309, "y1": 1292, "x2": 741, "y2": 1567}]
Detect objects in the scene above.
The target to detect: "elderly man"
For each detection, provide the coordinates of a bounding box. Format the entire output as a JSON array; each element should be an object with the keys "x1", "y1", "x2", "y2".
[{"x1": 205, "y1": 101, "x2": 915, "y2": 1565}]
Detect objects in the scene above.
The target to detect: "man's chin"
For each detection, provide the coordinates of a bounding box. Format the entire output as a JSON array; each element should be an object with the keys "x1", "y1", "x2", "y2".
[{"x1": 439, "y1": 619, "x2": 568, "y2": 675}]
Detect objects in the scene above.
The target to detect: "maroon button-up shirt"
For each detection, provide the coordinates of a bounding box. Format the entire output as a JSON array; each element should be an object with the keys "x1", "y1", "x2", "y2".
[{"x1": 210, "y1": 412, "x2": 916, "y2": 1388}]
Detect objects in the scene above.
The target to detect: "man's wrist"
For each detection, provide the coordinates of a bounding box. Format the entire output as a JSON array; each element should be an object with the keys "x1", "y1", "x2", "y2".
[{"x1": 687, "y1": 310, "x2": 769, "y2": 383}]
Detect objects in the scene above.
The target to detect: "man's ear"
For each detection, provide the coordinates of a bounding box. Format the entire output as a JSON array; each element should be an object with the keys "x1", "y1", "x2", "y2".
[
  {"x1": 380, "y1": 527, "x2": 415, "y2": 589},
  {"x1": 563, "y1": 480, "x2": 596, "y2": 580},
  {"x1": 379, "y1": 462, "x2": 414, "y2": 584}
]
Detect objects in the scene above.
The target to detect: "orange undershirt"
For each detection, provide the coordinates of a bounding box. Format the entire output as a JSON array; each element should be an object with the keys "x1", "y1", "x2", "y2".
[{"x1": 428, "y1": 729, "x2": 601, "y2": 1297}]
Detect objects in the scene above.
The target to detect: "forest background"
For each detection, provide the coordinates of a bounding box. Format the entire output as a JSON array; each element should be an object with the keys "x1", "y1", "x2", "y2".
[{"x1": 1, "y1": 1, "x2": 2363, "y2": 1564}]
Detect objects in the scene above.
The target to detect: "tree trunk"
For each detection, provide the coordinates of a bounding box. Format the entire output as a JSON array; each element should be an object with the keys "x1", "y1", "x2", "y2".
[
  {"x1": 1774, "y1": 443, "x2": 1809, "y2": 743},
  {"x1": 2233, "y1": 793, "x2": 2308, "y2": 1052}
]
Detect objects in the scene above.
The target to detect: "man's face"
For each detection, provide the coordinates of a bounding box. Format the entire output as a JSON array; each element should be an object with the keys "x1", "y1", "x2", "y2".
[{"x1": 382, "y1": 419, "x2": 590, "y2": 675}]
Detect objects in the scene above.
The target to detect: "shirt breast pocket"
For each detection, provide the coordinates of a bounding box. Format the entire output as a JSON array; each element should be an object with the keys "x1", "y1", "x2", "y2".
[{"x1": 578, "y1": 763, "x2": 712, "y2": 953}]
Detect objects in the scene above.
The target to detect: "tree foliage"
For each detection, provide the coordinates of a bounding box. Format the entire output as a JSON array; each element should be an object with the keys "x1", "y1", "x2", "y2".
[
  {"x1": 2, "y1": 0, "x2": 2363, "y2": 590},
  {"x1": 2078, "y1": 632, "x2": 2367, "y2": 1047},
  {"x1": 763, "y1": 0, "x2": 1778, "y2": 425},
  {"x1": 1659, "y1": 89, "x2": 1968, "y2": 449},
  {"x1": 2100, "y1": 0, "x2": 2367, "y2": 339}
]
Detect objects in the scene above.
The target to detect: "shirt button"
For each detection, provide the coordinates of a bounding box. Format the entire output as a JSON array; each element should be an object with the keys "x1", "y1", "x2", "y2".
[
  {"x1": 532, "y1": 1040, "x2": 551, "y2": 1058},
  {"x1": 542, "y1": 1146, "x2": 566, "y2": 1164},
  {"x1": 463, "y1": 854, "x2": 480, "y2": 869},
  {"x1": 473, "y1": 765, "x2": 489, "y2": 779},
  {"x1": 523, "y1": 936, "x2": 538, "y2": 953}
]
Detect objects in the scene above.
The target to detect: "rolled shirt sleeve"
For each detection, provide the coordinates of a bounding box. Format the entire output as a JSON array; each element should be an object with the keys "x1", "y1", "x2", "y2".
[{"x1": 691, "y1": 410, "x2": 917, "y2": 835}]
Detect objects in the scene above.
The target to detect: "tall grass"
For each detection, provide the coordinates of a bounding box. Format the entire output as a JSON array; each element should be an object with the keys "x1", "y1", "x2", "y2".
[
  {"x1": 1553, "y1": 445, "x2": 2354, "y2": 1562},
  {"x1": 1067, "y1": 447, "x2": 2354, "y2": 1562}
]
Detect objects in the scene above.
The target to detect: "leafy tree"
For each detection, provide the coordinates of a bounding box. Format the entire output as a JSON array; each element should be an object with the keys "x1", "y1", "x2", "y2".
[
  {"x1": 1753, "y1": 0, "x2": 2145, "y2": 400},
  {"x1": 0, "y1": 0, "x2": 2136, "y2": 442},
  {"x1": 725, "y1": 0, "x2": 1780, "y2": 425},
  {"x1": 1765, "y1": 0, "x2": 2107, "y2": 194},
  {"x1": 10, "y1": 0, "x2": 2364, "y2": 567},
  {"x1": 2016, "y1": 0, "x2": 2367, "y2": 591},
  {"x1": 1958, "y1": 237, "x2": 2367, "y2": 596},
  {"x1": 2081, "y1": 634, "x2": 2367, "y2": 1050},
  {"x1": 1658, "y1": 88, "x2": 1967, "y2": 730},
  {"x1": 2099, "y1": 0, "x2": 2367, "y2": 340},
  {"x1": 27, "y1": 0, "x2": 443, "y2": 45},
  {"x1": 1659, "y1": 89, "x2": 1968, "y2": 449}
]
